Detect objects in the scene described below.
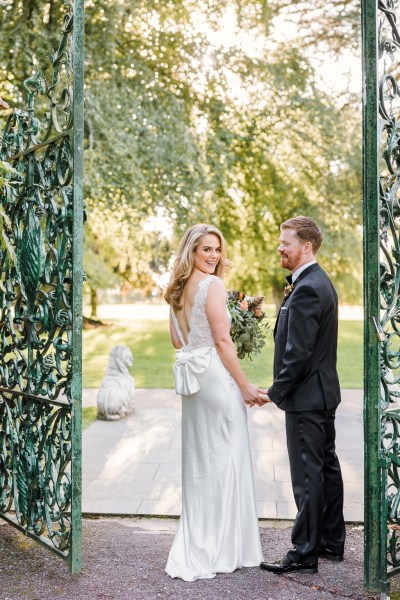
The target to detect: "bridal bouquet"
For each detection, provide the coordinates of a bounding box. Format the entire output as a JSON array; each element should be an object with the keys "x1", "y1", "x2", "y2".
[{"x1": 227, "y1": 291, "x2": 270, "y2": 360}]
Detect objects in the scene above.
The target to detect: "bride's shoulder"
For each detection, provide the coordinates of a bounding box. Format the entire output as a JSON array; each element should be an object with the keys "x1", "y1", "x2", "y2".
[
  {"x1": 206, "y1": 276, "x2": 226, "y2": 301},
  {"x1": 207, "y1": 274, "x2": 225, "y2": 289},
  {"x1": 205, "y1": 276, "x2": 226, "y2": 315}
]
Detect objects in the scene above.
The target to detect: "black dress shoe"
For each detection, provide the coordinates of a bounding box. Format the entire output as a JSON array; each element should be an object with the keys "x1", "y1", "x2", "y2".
[
  {"x1": 319, "y1": 547, "x2": 344, "y2": 562},
  {"x1": 260, "y1": 557, "x2": 318, "y2": 574}
]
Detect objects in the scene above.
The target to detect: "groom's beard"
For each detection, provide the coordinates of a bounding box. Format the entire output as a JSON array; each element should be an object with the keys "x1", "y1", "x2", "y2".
[{"x1": 279, "y1": 248, "x2": 302, "y2": 272}]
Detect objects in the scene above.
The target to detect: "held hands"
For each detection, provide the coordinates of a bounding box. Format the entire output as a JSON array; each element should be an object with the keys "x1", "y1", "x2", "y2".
[
  {"x1": 257, "y1": 388, "x2": 271, "y2": 406},
  {"x1": 240, "y1": 382, "x2": 261, "y2": 407},
  {"x1": 241, "y1": 384, "x2": 272, "y2": 407}
]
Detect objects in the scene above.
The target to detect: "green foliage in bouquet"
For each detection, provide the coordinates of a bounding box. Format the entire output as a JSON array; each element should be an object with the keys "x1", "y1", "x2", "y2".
[{"x1": 227, "y1": 291, "x2": 270, "y2": 360}]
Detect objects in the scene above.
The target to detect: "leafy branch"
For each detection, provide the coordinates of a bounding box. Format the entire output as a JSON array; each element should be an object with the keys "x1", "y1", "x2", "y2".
[{"x1": 0, "y1": 159, "x2": 18, "y2": 264}]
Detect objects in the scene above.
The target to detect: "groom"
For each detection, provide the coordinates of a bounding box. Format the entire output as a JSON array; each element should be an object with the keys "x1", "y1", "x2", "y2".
[{"x1": 259, "y1": 216, "x2": 345, "y2": 574}]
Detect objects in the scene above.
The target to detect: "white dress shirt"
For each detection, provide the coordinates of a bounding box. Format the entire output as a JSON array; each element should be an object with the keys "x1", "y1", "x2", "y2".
[{"x1": 291, "y1": 260, "x2": 317, "y2": 283}]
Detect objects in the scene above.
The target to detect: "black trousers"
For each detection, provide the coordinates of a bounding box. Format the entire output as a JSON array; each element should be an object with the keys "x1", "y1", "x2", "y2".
[{"x1": 285, "y1": 409, "x2": 345, "y2": 564}]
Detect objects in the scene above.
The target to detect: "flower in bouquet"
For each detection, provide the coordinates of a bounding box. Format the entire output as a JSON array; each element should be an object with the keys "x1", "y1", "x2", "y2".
[{"x1": 227, "y1": 290, "x2": 270, "y2": 360}]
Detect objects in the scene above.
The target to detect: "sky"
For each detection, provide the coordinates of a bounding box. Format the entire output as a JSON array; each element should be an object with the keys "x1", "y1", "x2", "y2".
[
  {"x1": 191, "y1": 4, "x2": 361, "y2": 97},
  {"x1": 271, "y1": 11, "x2": 361, "y2": 97}
]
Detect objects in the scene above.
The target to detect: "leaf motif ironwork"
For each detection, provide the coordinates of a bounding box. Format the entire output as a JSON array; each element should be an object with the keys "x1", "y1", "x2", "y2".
[
  {"x1": 378, "y1": 0, "x2": 400, "y2": 573},
  {"x1": 0, "y1": 0, "x2": 79, "y2": 562},
  {"x1": 0, "y1": 392, "x2": 71, "y2": 552}
]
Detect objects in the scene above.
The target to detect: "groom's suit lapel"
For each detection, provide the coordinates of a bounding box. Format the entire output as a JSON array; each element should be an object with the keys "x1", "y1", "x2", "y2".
[
  {"x1": 273, "y1": 263, "x2": 321, "y2": 338},
  {"x1": 274, "y1": 282, "x2": 291, "y2": 337}
]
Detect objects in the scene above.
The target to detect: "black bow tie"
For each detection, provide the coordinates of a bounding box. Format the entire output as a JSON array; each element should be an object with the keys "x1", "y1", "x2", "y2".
[{"x1": 286, "y1": 275, "x2": 293, "y2": 285}]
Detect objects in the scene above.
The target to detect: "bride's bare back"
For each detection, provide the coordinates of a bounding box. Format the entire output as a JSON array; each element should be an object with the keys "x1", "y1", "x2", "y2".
[{"x1": 174, "y1": 272, "x2": 210, "y2": 346}]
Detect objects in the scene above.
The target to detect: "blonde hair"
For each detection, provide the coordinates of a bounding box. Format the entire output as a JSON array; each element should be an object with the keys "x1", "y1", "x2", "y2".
[{"x1": 164, "y1": 223, "x2": 230, "y2": 310}]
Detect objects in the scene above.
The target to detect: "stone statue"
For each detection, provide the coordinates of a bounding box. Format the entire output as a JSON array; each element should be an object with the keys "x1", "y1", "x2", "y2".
[{"x1": 97, "y1": 345, "x2": 135, "y2": 421}]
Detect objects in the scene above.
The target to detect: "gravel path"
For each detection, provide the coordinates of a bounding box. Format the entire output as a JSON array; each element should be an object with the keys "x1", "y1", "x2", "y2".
[{"x1": 0, "y1": 518, "x2": 388, "y2": 600}]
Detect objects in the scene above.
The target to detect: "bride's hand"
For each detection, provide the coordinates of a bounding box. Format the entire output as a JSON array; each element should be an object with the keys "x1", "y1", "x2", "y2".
[{"x1": 240, "y1": 383, "x2": 260, "y2": 407}]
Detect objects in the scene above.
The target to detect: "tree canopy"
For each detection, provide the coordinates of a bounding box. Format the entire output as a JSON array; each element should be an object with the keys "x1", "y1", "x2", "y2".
[{"x1": 0, "y1": 0, "x2": 362, "y2": 309}]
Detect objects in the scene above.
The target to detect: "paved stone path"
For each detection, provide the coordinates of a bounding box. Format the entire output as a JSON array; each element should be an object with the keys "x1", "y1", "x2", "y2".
[{"x1": 82, "y1": 388, "x2": 363, "y2": 521}]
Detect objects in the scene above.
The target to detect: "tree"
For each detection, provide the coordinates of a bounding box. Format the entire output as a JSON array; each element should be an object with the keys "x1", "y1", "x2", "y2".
[
  {"x1": 0, "y1": 0, "x2": 362, "y2": 309},
  {"x1": 83, "y1": 201, "x2": 174, "y2": 316},
  {"x1": 0, "y1": 94, "x2": 18, "y2": 263}
]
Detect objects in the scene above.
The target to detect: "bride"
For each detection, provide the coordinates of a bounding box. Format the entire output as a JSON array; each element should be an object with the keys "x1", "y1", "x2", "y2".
[{"x1": 163, "y1": 223, "x2": 264, "y2": 582}]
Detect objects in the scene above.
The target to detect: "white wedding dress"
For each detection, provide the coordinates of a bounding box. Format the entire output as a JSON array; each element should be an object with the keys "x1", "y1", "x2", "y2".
[{"x1": 165, "y1": 275, "x2": 263, "y2": 582}]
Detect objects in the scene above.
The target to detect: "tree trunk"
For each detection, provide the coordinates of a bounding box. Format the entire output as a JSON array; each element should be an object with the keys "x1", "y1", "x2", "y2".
[
  {"x1": 90, "y1": 287, "x2": 98, "y2": 318},
  {"x1": 48, "y1": 0, "x2": 55, "y2": 26},
  {"x1": 271, "y1": 287, "x2": 283, "y2": 316}
]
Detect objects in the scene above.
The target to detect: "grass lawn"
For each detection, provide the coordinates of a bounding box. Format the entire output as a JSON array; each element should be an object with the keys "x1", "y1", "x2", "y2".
[
  {"x1": 337, "y1": 320, "x2": 363, "y2": 388},
  {"x1": 82, "y1": 407, "x2": 97, "y2": 430},
  {"x1": 83, "y1": 315, "x2": 363, "y2": 389}
]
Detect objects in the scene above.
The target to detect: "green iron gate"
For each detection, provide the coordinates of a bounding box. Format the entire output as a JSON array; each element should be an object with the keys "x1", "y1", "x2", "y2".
[
  {"x1": 0, "y1": 0, "x2": 84, "y2": 573},
  {"x1": 363, "y1": 0, "x2": 400, "y2": 592}
]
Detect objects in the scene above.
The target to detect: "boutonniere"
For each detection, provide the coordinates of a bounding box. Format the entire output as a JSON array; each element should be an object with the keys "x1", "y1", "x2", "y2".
[{"x1": 283, "y1": 283, "x2": 295, "y2": 298}]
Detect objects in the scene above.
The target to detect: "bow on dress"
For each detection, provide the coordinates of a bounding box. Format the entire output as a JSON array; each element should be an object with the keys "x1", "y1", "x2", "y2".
[{"x1": 174, "y1": 346, "x2": 213, "y2": 396}]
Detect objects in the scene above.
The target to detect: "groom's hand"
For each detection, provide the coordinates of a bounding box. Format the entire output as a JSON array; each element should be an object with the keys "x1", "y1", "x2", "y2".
[{"x1": 257, "y1": 388, "x2": 271, "y2": 405}]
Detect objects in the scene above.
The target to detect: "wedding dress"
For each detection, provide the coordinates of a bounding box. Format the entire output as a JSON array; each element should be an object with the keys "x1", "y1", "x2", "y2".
[{"x1": 165, "y1": 274, "x2": 263, "y2": 582}]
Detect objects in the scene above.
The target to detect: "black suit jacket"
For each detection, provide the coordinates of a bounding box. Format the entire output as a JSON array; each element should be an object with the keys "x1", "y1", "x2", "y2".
[{"x1": 268, "y1": 263, "x2": 341, "y2": 412}]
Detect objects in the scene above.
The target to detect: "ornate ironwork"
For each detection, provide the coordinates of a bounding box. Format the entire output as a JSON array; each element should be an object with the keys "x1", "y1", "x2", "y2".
[
  {"x1": 364, "y1": 0, "x2": 400, "y2": 591},
  {"x1": 0, "y1": 0, "x2": 84, "y2": 573},
  {"x1": 379, "y1": 0, "x2": 400, "y2": 585}
]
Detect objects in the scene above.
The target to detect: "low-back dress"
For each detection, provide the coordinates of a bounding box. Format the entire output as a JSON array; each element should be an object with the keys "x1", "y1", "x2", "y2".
[{"x1": 165, "y1": 274, "x2": 263, "y2": 581}]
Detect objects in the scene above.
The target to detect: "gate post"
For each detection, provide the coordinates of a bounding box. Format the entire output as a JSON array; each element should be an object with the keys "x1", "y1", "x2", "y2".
[
  {"x1": 362, "y1": 0, "x2": 383, "y2": 591},
  {"x1": 363, "y1": 0, "x2": 400, "y2": 592},
  {"x1": 70, "y1": 0, "x2": 85, "y2": 575}
]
